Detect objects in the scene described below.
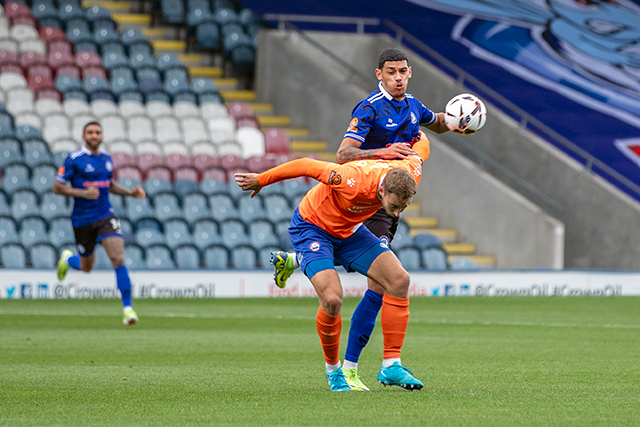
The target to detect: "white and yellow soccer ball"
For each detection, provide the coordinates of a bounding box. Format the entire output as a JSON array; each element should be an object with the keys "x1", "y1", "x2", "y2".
[{"x1": 444, "y1": 93, "x2": 487, "y2": 135}]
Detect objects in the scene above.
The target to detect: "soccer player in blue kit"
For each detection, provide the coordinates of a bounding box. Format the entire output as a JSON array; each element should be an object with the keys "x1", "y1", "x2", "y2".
[
  {"x1": 53, "y1": 121, "x2": 146, "y2": 325},
  {"x1": 272, "y1": 48, "x2": 450, "y2": 390}
]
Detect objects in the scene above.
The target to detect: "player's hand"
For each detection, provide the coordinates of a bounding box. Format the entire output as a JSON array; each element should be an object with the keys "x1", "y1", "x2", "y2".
[
  {"x1": 417, "y1": 130, "x2": 427, "y2": 141},
  {"x1": 84, "y1": 186, "x2": 100, "y2": 200},
  {"x1": 234, "y1": 173, "x2": 262, "y2": 198},
  {"x1": 130, "y1": 186, "x2": 146, "y2": 199},
  {"x1": 377, "y1": 143, "x2": 417, "y2": 159}
]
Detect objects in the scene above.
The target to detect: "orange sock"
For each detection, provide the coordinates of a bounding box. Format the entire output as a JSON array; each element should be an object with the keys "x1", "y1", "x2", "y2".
[
  {"x1": 381, "y1": 294, "x2": 410, "y2": 360},
  {"x1": 316, "y1": 307, "x2": 342, "y2": 366}
]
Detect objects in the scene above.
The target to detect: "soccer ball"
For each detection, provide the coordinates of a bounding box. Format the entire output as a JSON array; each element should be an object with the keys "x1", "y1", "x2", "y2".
[{"x1": 444, "y1": 93, "x2": 486, "y2": 135}]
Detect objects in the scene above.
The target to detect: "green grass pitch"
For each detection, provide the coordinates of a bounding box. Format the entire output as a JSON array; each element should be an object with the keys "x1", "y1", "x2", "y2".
[{"x1": 1, "y1": 297, "x2": 639, "y2": 426}]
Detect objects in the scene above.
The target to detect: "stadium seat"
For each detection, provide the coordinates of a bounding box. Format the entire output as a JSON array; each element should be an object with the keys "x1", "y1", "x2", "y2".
[
  {"x1": 119, "y1": 99, "x2": 146, "y2": 117},
  {"x1": 123, "y1": 243, "x2": 145, "y2": 270},
  {"x1": 31, "y1": 164, "x2": 56, "y2": 194},
  {"x1": 449, "y1": 257, "x2": 479, "y2": 271},
  {"x1": 120, "y1": 29, "x2": 147, "y2": 49},
  {"x1": 207, "y1": 116, "x2": 236, "y2": 144},
  {"x1": 238, "y1": 196, "x2": 266, "y2": 223},
  {"x1": 174, "y1": 244, "x2": 201, "y2": 269},
  {"x1": 192, "y1": 219, "x2": 219, "y2": 251},
  {"x1": 181, "y1": 117, "x2": 209, "y2": 146},
  {"x1": 0, "y1": 216, "x2": 19, "y2": 246},
  {"x1": 248, "y1": 219, "x2": 278, "y2": 248},
  {"x1": 134, "y1": 217, "x2": 162, "y2": 233},
  {"x1": 137, "y1": 152, "x2": 164, "y2": 174},
  {"x1": 146, "y1": 166, "x2": 172, "y2": 183},
  {"x1": 82, "y1": 76, "x2": 110, "y2": 95},
  {"x1": 414, "y1": 233, "x2": 442, "y2": 250},
  {"x1": 41, "y1": 191, "x2": 70, "y2": 221},
  {"x1": 91, "y1": 99, "x2": 118, "y2": 118},
  {"x1": 220, "y1": 218, "x2": 248, "y2": 249},
  {"x1": 28, "y1": 242, "x2": 57, "y2": 268},
  {"x1": 0, "y1": 138, "x2": 23, "y2": 168},
  {"x1": 195, "y1": 20, "x2": 220, "y2": 50},
  {"x1": 391, "y1": 224, "x2": 414, "y2": 250},
  {"x1": 63, "y1": 99, "x2": 91, "y2": 117},
  {"x1": 183, "y1": 192, "x2": 209, "y2": 225},
  {"x1": 146, "y1": 99, "x2": 173, "y2": 119},
  {"x1": 93, "y1": 244, "x2": 113, "y2": 270},
  {"x1": 199, "y1": 178, "x2": 227, "y2": 196},
  {"x1": 49, "y1": 216, "x2": 75, "y2": 248},
  {"x1": 422, "y1": 247, "x2": 448, "y2": 271},
  {"x1": 126, "y1": 197, "x2": 154, "y2": 223},
  {"x1": 201, "y1": 167, "x2": 227, "y2": 183},
  {"x1": 230, "y1": 245, "x2": 257, "y2": 269},
  {"x1": 111, "y1": 152, "x2": 136, "y2": 170},
  {"x1": 127, "y1": 115, "x2": 154, "y2": 143},
  {"x1": 75, "y1": 51, "x2": 102, "y2": 69},
  {"x1": 136, "y1": 67, "x2": 163, "y2": 94},
  {"x1": 263, "y1": 128, "x2": 290, "y2": 155},
  {"x1": 193, "y1": 153, "x2": 219, "y2": 175},
  {"x1": 135, "y1": 228, "x2": 165, "y2": 249},
  {"x1": 209, "y1": 193, "x2": 238, "y2": 222},
  {"x1": 223, "y1": 32, "x2": 255, "y2": 74},
  {"x1": 3, "y1": 163, "x2": 31, "y2": 196},
  {"x1": 235, "y1": 127, "x2": 265, "y2": 158},
  {"x1": 21, "y1": 52, "x2": 46, "y2": 70},
  {"x1": 395, "y1": 246, "x2": 422, "y2": 271},
  {"x1": 1, "y1": 243, "x2": 27, "y2": 268},
  {"x1": 145, "y1": 244, "x2": 175, "y2": 269},
  {"x1": 71, "y1": 114, "x2": 97, "y2": 142},
  {"x1": 264, "y1": 194, "x2": 291, "y2": 223},
  {"x1": 201, "y1": 102, "x2": 227, "y2": 121},
  {"x1": 203, "y1": 244, "x2": 229, "y2": 269},
  {"x1": 164, "y1": 219, "x2": 193, "y2": 249},
  {"x1": 156, "y1": 53, "x2": 182, "y2": 75},
  {"x1": 174, "y1": 179, "x2": 199, "y2": 199},
  {"x1": 165, "y1": 152, "x2": 191, "y2": 171},
  {"x1": 108, "y1": 140, "x2": 135, "y2": 156},
  {"x1": 154, "y1": 192, "x2": 183, "y2": 222},
  {"x1": 19, "y1": 216, "x2": 49, "y2": 249},
  {"x1": 6, "y1": 87, "x2": 34, "y2": 116},
  {"x1": 143, "y1": 178, "x2": 172, "y2": 200},
  {"x1": 161, "y1": 0, "x2": 185, "y2": 24},
  {"x1": 59, "y1": 3, "x2": 84, "y2": 22}
]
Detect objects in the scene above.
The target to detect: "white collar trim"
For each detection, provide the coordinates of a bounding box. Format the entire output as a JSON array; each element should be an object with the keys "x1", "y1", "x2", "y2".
[{"x1": 378, "y1": 81, "x2": 393, "y2": 101}]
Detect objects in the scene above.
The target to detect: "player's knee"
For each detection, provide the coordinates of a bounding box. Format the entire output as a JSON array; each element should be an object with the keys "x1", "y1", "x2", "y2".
[
  {"x1": 322, "y1": 294, "x2": 343, "y2": 316},
  {"x1": 80, "y1": 264, "x2": 93, "y2": 272},
  {"x1": 110, "y1": 256, "x2": 125, "y2": 268}
]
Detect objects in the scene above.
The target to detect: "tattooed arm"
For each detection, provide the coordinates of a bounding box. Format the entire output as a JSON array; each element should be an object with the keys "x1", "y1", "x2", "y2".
[{"x1": 336, "y1": 137, "x2": 417, "y2": 165}]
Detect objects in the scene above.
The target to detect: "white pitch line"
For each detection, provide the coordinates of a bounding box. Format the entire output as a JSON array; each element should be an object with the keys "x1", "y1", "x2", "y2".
[{"x1": 0, "y1": 310, "x2": 639, "y2": 330}]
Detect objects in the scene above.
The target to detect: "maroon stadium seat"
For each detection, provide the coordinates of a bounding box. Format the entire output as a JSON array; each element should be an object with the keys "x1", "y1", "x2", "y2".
[
  {"x1": 174, "y1": 166, "x2": 199, "y2": 183},
  {"x1": 48, "y1": 40, "x2": 73, "y2": 55},
  {"x1": 56, "y1": 64, "x2": 81, "y2": 80},
  {"x1": 264, "y1": 128, "x2": 291, "y2": 155},
  {"x1": 81, "y1": 65, "x2": 108, "y2": 80},
  {"x1": 36, "y1": 88, "x2": 62, "y2": 102},
  {"x1": 146, "y1": 166, "x2": 172, "y2": 182},
  {"x1": 11, "y1": 15, "x2": 36, "y2": 27},
  {"x1": 4, "y1": 2, "x2": 31, "y2": 19},
  {"x1": 246, "y1": 154, "x2": 276, "y2": 173},
  {"x1": 20, "y1": 52, "x2": 46, "y2": 69},
  {"x1": 227, "y1": 102, "x2": 255, "y2": 121},
  {"x1": 27, "y1": 63, "x2": 52, "y2": 79},
  {"x1": 137, "y1": 153, "x2": 164, "y2": 175},
  {"x1": 39, "y1": 26, "x2": 66, "y2": 43},
  {"x1": 236, "y1": 117, "x2": 260, "y2": 129},
  {"x1": 48, "y1": 50, "x2": 75, "y2": 70},
  {"x1": 164, "y1": 153, "x2": 192, "y2": 172},
  {"x1": 114, "y1": 165, "x2": 142, "y2": 181},
  {"x1": 0, "y1": 64, "x2": 24, "y2": 75},
  {"x1": 28, "y1": 74, "x2": 54, "y2": 92},
  {"x1": 0, "y1": 50, "x2": 18, "y2": 67},
  {"x1": 193, "y1": 154, "x2": 220, "y2": 174},
  {"x1": 220, "y1": 154, "x2": 246, "y2": 171},
  {"x1": 111, "y1": 152, "x2": 136, "y2": 169},
  {"x1": 202, "y1": 167, "x2": 226, "y2": 182},
  {"x1": 75, "y1": 51, "x2": 102, "y2": 69}
]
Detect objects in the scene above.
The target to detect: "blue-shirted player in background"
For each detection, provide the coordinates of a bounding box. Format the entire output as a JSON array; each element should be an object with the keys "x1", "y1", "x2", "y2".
[
  {"x1": 272, "y1": 48, "x2": 449, "y2": 390},
  {"x1": 53, "y1": 121, "x2": 146, "y2": 326}
]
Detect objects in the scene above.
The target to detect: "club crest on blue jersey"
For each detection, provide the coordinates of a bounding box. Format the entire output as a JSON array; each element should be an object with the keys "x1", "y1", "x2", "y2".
[{"x1": 309, "y1": 241, "x2": 321, "y2": 252}]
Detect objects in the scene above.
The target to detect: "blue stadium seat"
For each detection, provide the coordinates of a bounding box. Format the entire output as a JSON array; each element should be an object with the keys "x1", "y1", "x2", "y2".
[
  {"x1": 214, "y1": 8, "x2": 239, "y2": 27},
  {"x1": 74, "y1": 41, "x2": 99, "y2": 54},
  {"x1": 230, "y1": 245, "x2": 257, "y2": 269},
  {"x1": 183, "y1": 192, "x2": 210, "y2": 226},
  {"x1": 257, "y1": 245, "x2": 279, "y2": 269},
  {"x1": 66, "y1": 24, "x2": 93, "y2": 45},
  {"x1": 173, "y1": 92, "x2": 198, "y2": 105},
  {"x1": 82, "y1": 77, "x2": 111, "y2": 94},
  {"x1": 248, "y1": 219, "x2": 278, "y2": 248},
  {"x1": 258, "y1": 181, "x2": 285, "y2": 198},
  {"x1": 55, "y1": 76, "x2": 82, "y2": 93},
  {"x1": 0, "y1": 138, "x2": 22, "y2": 168},
  {"x1": 30, "y1": 243, "x2": 57, "y2": 268},
  {"x1": 422, "y1": 248, "x2": 448, "y2": 271},
  {"x1": 31, "y1": 165, "x2": 57, "y2": 196},
  {"x1": 93, "y1": 244, "x2": 113, "y2": 269},
  {"x1": 15, "y1": 125, "x2": 43, "y2": 142},
  {"x1": 111, "y1": 74, "x2": 139, "y2": 97},
  {"x1": 24, "y1": 141, "x2": 53, "y2": 168},
  {"x1": 102, "y1": 52, "x2": 129, "y2": 71},
  {"x1": 195, "y1": 21, "x2": 220, "y2": 49},
  {"x1": 94, "y1": 26, "x2": 119, "y2": 46},
  {"x1": 209, "y1": 193, "x2": 238, "y2": 221},
  {"x1": 174, "y1": 244, "x2": 200, "y2": 269},
  {"x1": 188, "y1": 0, "x2": 210, "y2": 10},
  {"x1": 203, "y1": 244, "x2": 229, "y2": 269},
  {"x1": 134, "y1": 217, "x2": 163, "y2": 232},
  {"x1": 3, "y1": 163, "x2": 31, "y2": 196},
  {"x1": 414, "y1": 233, "x2": 442, "y2": 250},
  {"x1": 118, "y1": 177, "x2": 143, "y2": 190},
  {"x1": 39, "y1": 17, "x2": 64, "y2": 29},
  {"x1": 282, "y1": 177, "x2": 313, "y2": 199},
  {"x1": 126, "y1": 197, "x2": 154, "y2": 223},
  {"x1": 41, "y1": 191, "x2": 71, "y2": 221},
  {"x1": 49, "y1": 217, "x2": 75, "y2": 248},
  {"x1": 223, "y1": 31, "x2": 256, "y2": 74},
  {"x1": 100, "y1": 41, "x2": 126, "y2": 56},
  {"x1": 220, "y1": 219, "x2": 248, "y2": 249},
  {"x1": 1, "y1": 243, "x2": 27, "y2": 268},
  {"x1": 0, "y1": 193, "x2": 10, "y2": 216},
  {"x1": 0, "y1": 216, "x2": 19, "y2": 246},
  {"x1": 192, "y1": 220, "x2": 219, "y2": 251},
  {"x1": 238, "y1": 196, "x2": 266, "y2": 223},
  {"x1": 11, "y1": 190, "x2": 40, "y2": 222},
  {"x1": 58, "y1": 3, "x2": 84, "y2": 22},
  {"x1": 264, "y1": 194, "x2": 291, "y2": 223},
  {"x1": 129, "y1": 51, "x2": 155, "y2": 70},
  {"x1": 128, "y1": 42, "x2": 154, "y2": 57},
  {"x1": 143, "y1": 178, "x2": 172, "y2": 198},
  {"x1": 187, "y1": 8, "x2": 213, "y2": 30},
  {"x1": 191, "y1": 78, "x2": 219, "y2": 96},
  {"x1": 0, "y1": 114, "x2": 15, "y2": 139},
  {"x1": 85, "y1": 6, "x2": 111, "y2": 22},
  {"x1": 164, "y1": 77, "x2": 191, "y2": 97},
  {"x1": 395, "y1": 247, "x2": 422, "y2": 271},
  {"x1": 120, "y1": 29, "x2": 147, "y2": 49},
  {"x1": 161, "y1": 0, "x2": 185, "y2": 24},
  {"x1": 19, "y1": 216, "x2": 49, "y2": 249},
  {"x1": 64, "y1": 90, "x2": 90, "y2": 103},
  {"x1": 391, "y1": 224, "x2": 413, "y2": 250},
  {"x1": 198, "y1": 92, "x2": 223, "y2": 105},
  {"x1": 173, "y1": 180, "x2": 200, "y2": 199},
  {"x1": 124, "y1": 244, "x2": 145, "y2": 270},
  {"x1": 135, "y1": 228, "x2": 165, "y2": 248},
  {"x1": 32, "y1": 1, "x2": 59, "y2": 21},
  {"x1": 449, "y1": 257, "x2": 479, "y2": 271},
  {"x1": 136, "y1": 67, "x2": 164, "y2": 94},
  {"x1": 156, "y1": 53, "x2": 183, "y2": 75},
  {"x1": 164, "y1": 219, "x2": 193, "y2": 249},
  {"x1": 146, "y1": 244, "x2": 175, "y2": 269},
  {"x1": 118, "y1": 91, "x2": 145, "y2": 104},
  {"x1": 199, "y1": 179, "x2": 228, "y2": 196}
]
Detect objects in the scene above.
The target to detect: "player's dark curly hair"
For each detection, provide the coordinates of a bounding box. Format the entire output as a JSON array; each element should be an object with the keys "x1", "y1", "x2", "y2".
[
  {"x1": 377, "y1": 48, "x2": 409, "y2": 70},
  {"x1": 384, "y1": 168, "x2": 416, "y2": 201}
]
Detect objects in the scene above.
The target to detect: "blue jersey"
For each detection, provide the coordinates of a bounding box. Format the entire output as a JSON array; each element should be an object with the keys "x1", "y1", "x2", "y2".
[
  {"x1": 344, "y1": 82, "x2": 436, "y2": 150},
  {"x1": 55, "y1": 146, "x2": 115, "y2": 228}
]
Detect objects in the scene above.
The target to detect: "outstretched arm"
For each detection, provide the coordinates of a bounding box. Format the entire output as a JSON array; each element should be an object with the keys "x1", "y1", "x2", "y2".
[
  {"x1": 235, "y1": 158, "x2": 333, "y2": 198},
  {"x1": 336, "y1": 137, "x2": 417, "y2": 164},
  {"x1": 110, "y1": 181, "x2": 146, "y2": 198},
  {"x1": 424, "y1": 112, "x2": 449, "y2": 134}
]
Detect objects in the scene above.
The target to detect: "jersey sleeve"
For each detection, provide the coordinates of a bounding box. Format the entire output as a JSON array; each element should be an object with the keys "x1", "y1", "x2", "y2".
[
  {"x1": 418, "y1": 101, "x2": 436, "y2": 126},
  {"x1": 412, "y1": 138, "x2": 431, "y2": 162},
  {"x1": 258, "y1": 158, "x2": 335, "y2": 187},
  {"x1": 55, "y1": 155, "x2": 76, "y2": 184},
  {"x1": 343, "y1": 101, "x2": 374, "y2": 144}
]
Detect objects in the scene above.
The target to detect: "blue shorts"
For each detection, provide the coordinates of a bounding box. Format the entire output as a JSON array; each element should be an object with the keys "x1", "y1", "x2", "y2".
[{"x1": 289, "y1": 208, "x2": 390, "y2": 279}]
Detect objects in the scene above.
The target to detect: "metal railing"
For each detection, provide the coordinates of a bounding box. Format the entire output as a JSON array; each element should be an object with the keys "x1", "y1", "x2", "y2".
[{"x1": 263, "y1": 13, "x2": 380, "y2": 34}]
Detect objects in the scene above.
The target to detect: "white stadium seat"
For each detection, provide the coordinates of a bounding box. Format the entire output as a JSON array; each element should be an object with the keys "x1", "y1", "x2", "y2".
[
  {"x1": 236, "y1": 127, "x2": 265, "y2": 158},
  {"x1": 207, "y1": 116, "x2": 236, "y2": 144},
  {"x1": 181, "y1": 117, "x2": 210, "y2": 146},
  {"x1": 35, "y1": 98, "x2": 62, "y2": 117},
  {"x1": 91, "y1": 100, "x2": 118, "y2": 118},
  {"x1": 6, "y1": 87, "x2": 34, "y2": 115},
  {"x1": 191, "y1": 141, "x2": 218, "y2": 156},
  {"x1": 52, "y1": 139, "x2": 80, "y2": 153},
  {"x1": 135, "y1": 140, "x2": 162, "y2": 155},
  {"x1": 173, "y1": 101, "x2": 200, "y2": 119},
  {"x1": 0, "y1": 38, "x2": 18, "y2": 53},
  {"x1": 217, "y1": 141, "x2": 243, "y2": 157},
  {"x1": 146, "y1": 100, "x2": 173, "y2": 119},
  {"x1": 201, "y1": 102, "x2": 228, "y2": 120},
  {"x1": 128, "y1": 115, "x2": 154, "y2": 143},
  {"x1": 0, "y1": 73, "x2": 27, "y2": 93},
  {"x1": 119, "y1": 100, "x2": 146, "y2": 117},
  {"x1": 162, "y1": 142, "x2": 189, "y2": 156},
  {"x1": 100, "y1": 114, "x2": 127, "y2": 143},
  {"x1": 154, "y1": 116, "x2": 181, "y2": 144},
  {"x1": 18, "y1": 39, "x2": 46, "y2": 55},
  {"x1": 14, "y1": 112, "x2": 42, "y2": 129},
  {"x1": 63, "y1": 99, "x2": 91, "y2": 117},
  {"x1": 10, "y1": 25, "x2": 39, "y2": 42},
  {"x1": 106, "y1": 140, "x2": 135, "y2": 155}
]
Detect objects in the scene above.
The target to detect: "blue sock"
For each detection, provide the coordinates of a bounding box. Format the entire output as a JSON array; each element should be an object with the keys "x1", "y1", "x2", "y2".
[
  {"x1": 115, "y1": 265, "x2": 132, "y2": 307},
  {"x1": 68, "y1": 255, "x2": 81, "y2": 270},
  {"x1": 345, "y1": 289, "x2": 383, "y2": 364}
]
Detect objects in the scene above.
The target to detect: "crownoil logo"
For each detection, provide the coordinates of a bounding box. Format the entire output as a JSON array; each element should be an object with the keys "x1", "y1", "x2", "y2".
[{"x1": 329, "y1": 171, "x2": 342, "y2": 185}]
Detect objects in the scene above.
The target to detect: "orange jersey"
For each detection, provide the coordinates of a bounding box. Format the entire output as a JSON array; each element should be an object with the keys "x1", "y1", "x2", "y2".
[{"x1": 258, "y1": 139, "x2": 430, "y2": 238}]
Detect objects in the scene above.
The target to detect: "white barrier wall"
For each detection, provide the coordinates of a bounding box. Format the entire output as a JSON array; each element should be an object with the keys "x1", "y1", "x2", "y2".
[{"x1": 1, "y1": 270, "x2": 639, "y2": 299}]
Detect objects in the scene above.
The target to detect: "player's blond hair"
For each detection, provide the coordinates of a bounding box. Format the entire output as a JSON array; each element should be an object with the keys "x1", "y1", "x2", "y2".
[{"x1": 384, "y1": 168, "x2": 416, "y2": 201}]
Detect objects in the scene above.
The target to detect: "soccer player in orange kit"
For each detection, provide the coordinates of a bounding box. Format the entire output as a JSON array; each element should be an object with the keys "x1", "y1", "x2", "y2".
[{"x1": 234, "y1": 134, "x2": 430, "y2": 392}]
